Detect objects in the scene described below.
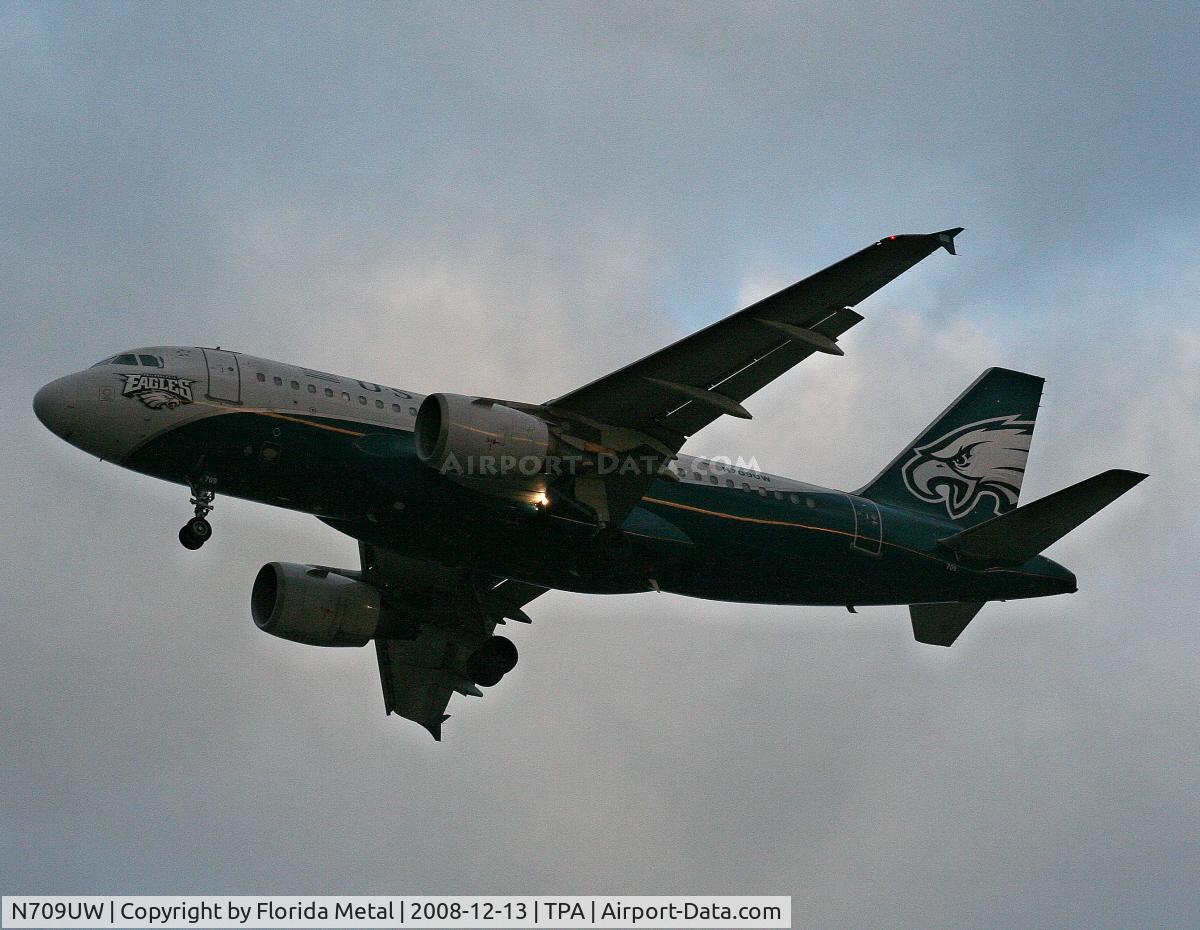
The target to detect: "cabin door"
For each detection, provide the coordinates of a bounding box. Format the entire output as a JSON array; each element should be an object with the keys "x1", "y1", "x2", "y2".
[
  {"x1": 202, "y1": 349, "x2": 241, "y2": 404},
  {"x1": 849, "y1": 496, "x2": 883, "y2": 555}
]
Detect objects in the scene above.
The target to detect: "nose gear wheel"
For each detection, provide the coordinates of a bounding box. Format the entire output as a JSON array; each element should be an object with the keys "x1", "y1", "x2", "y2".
[{"x1": 178, "y1": 473, "x2": 217, "y2": 549}]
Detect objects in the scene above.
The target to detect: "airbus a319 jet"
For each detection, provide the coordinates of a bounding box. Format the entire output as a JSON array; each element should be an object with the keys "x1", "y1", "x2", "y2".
[{"x1": 34, "y1": 229, "x2": 1145, "y2": 738}]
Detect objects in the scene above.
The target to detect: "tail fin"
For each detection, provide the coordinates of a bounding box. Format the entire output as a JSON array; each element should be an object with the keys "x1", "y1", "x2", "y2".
[
  {"x1": 858, "y1": 367, "x2": 1044, "y2": 528},
  {"x1": 939, "y1": 469, "x2": 1147, "y2": 564}
]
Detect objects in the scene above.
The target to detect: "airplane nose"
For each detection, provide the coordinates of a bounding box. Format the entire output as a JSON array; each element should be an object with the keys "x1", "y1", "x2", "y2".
[{"x1": 33, "y1": 376, "x2": 78, "y2": 440}]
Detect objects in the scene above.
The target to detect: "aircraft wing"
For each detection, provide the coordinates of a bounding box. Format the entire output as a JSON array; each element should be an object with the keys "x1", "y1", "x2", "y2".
[
  {"x1": 546, "y1": 229, "x2": 962, "y2": 445},
  {"x1": 359, "y1": 543, "x2": 545, "y2": 739},
  {"x1": 374, "y1": 635, "x2": 460, "y2": 740}
]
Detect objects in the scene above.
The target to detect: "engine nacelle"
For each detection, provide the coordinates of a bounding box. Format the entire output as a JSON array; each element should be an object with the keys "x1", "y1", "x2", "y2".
[
  {"x1": 415, "y1": 393, "x2": 554, "y2": 477},
  {"x1": 251, "y1": 562, "x2": 382, "y2": 647}
]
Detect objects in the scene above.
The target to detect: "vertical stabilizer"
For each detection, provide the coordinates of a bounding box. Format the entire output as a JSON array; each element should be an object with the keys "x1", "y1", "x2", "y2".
[{"x1": 858, "y1": 368, "x2": 1044, "y2": 528}]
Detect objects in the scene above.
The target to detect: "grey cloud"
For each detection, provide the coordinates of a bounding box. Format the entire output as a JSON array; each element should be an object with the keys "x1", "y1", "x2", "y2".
[{"x1": 2, "y1": 4, "x2": 1197, "y2": 928}]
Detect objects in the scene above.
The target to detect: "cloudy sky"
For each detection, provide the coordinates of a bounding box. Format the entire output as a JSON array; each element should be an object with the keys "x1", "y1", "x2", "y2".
[{"x1": 3, "y1": 2, "x2": 1198, "y2": 926}]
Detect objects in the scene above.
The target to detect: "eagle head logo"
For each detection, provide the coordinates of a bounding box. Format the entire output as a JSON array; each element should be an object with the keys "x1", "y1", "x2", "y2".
[
  {"x1": 901, "y1": 416, "x2": 1033, "y2": 520},
  {"x1": 137, "y1": 390, "x2": 185, "y2": 409}
]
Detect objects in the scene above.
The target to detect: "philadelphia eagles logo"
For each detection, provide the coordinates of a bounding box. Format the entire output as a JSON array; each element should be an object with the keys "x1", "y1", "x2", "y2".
[
  {"x1": 121, "y1": 373, "x2": 194, "y2": 410},
  {"x1": 901, "y1": 416, "x2": 1033, "y2": 520}
]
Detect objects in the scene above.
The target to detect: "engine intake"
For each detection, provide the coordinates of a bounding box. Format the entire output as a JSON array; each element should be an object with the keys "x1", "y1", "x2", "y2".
[
  {"x1": 252, "y1": 562, "x2": 383, "y2": 647},
  {"x1": 415, "y1": 393, "x2": 554, "y2": 477}
]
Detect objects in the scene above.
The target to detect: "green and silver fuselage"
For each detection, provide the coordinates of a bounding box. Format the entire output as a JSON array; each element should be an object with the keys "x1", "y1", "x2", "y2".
[{"x1": 34, "y1": 346, "x2": 1075, "y2": 606}]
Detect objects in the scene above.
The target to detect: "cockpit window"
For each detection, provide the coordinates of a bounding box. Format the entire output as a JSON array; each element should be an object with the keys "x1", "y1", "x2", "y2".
[{"x1": 93, "y1": 353, "x2": 163, "y2": 367}]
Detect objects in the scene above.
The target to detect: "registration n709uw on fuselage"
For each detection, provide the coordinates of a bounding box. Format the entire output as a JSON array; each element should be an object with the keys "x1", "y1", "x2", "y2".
[{"x1": 33, "y1": 229, "x2": 1145, "y2": 738}]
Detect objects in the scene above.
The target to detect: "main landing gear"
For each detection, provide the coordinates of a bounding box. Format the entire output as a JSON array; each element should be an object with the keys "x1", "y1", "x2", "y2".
[
  {"x1": 465, "y1": 636, "x2": 518, "y2": 688},
  {"x1": 179, "y1": 475, "x2": 217, "y2": 550}
]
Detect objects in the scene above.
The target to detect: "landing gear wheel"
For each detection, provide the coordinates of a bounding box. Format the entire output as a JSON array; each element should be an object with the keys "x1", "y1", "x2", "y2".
[
  {"x1": 187, "y1": 516, "x2": 212, "y2": 541},
  {"x1": 179, "y1": 472, "x2": 218, "y2": 550},
  {"x1": 178, "y1": 517, "x2": 211, "y2": 550},
  {"x1": 466, "y1": 636, "x2": 518, "y2": 687}
]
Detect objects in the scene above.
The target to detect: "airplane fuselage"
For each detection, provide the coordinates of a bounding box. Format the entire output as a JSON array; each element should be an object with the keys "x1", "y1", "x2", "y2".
[{"x1": 34, "y1": 345, "x2": 1076, "y2": 606}]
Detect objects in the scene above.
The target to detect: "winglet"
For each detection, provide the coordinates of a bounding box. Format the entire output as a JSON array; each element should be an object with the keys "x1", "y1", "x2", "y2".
[{"x1": 934, "y1": 227, "x2": 964, "y2": 255}]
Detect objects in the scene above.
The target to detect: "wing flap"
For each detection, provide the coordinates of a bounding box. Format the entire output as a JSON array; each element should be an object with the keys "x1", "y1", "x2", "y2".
[
  {"x1": 548, "y1": 230, "x2": 959, "y2": 441},
  {"x1": 375, "y1": 635, "x2": 458, "y2": 740},
  {"x1": 486, "y1": 577, "x2": 547, "y2": 624},
  {"x1": 360, "y1": 544, "x2": 547, "y2": 739},
  {"x1": 661, "y1": 307, "x2": 864, "y2": 436}
]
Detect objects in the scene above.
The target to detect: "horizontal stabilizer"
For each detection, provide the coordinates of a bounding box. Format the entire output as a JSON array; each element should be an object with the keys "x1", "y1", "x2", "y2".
[
  {"x1": 940, "y1": 469, "x2": 1147, "y2": 564},
  {"x1": 911, "y1": 601, "x2": 985, "y2": 646}
]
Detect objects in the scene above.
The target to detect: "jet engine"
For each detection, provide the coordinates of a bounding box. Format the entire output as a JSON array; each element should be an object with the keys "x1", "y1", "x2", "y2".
[
  {"x1": 251, "y1": 562, "x2": 383, "y2": 647},
  {"x1": 415, "y1": 393, "x2": 555, "y2": 476}
]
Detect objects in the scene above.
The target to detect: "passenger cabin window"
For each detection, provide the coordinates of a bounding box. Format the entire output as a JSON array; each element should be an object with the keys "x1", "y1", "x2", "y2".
[
  {"x1": 391, "y1": 403, "x2": 402, "y2": 413},
  {"x1": 290, "y1": 380, "x2": 299, "y2": 390},
  {"x1": 273, "y1": 376, "x2": 283, "y2": 386},
  {"x1": 375, "y1": 399, "x2": 384, "y2": 409},
  {"x1": 325, "y1": 388, "x2": 334, "y2": 398},
  {"x1": 726, "y1": 479, "x2": 734, "y2": 488},
  {"x1": 341, "y1": 392, "x2": 350, "y2": 402},
  {"x1": 256, "y1": 372, "x2": 266, "y2": 382},
  {"x1": 788, "y1": 493, "x2": 800, "y2": 504},
  {"x1": 307, "y1": 384, "x2": 316, "y2": 393},
  {"x1": 358, "y1": 396, "x2": 366, "y2": 405},
  {"x1": 409, "y1": 407, "x2": 417, "y2": 416}
]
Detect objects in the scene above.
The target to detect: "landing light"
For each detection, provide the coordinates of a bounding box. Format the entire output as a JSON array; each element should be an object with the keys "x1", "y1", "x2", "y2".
[{"x1": 533, "y1": 491, "x2": 549, "y2": 509}]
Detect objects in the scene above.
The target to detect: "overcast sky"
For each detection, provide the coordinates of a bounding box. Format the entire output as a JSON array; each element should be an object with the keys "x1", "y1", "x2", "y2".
[{"x1": 3, "y1": 3, "x2": 1198, "y2": 927}]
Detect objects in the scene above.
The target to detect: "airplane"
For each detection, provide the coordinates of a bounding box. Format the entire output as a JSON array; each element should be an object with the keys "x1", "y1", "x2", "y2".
[{"x1": 33, "y1": 228, "x2": 1146, "y2": 739}]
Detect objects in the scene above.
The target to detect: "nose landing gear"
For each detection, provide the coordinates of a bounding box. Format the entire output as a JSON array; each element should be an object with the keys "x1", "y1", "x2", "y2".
[
  {"x1": 179, "y1": 475, "x2": 217, "y2": 550},
  {"x1": 178, "y1": 516, "x2": 212, "y2": 550}
]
